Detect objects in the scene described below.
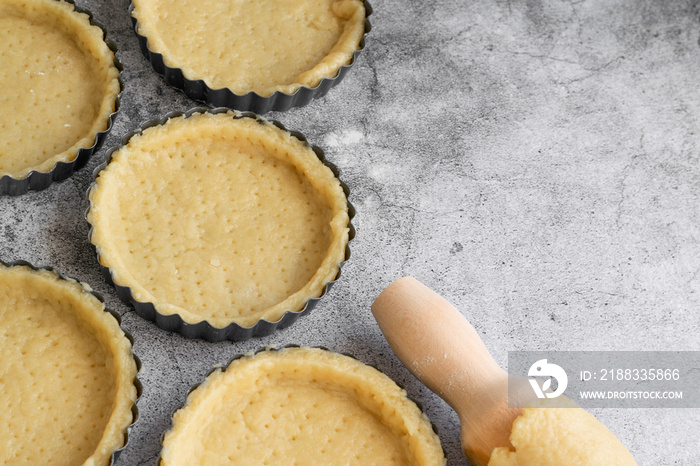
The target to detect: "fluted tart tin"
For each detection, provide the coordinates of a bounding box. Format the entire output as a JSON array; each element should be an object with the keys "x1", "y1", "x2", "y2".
[
  {"x1": 158, "y1": 345, "x2": 446, "y2": 465},
  {"x1": 0, "y1": 259, "x2": 142, "y2": 465},
  {"x1": 86, "y1": 107, "x2": 355, "y2": 342},
  {"x1": 0, "y1": 0, "x2": 123, "y2": 195},
  {"x1": 129, "y1": 0, "x2": 372, "y2": 113}
]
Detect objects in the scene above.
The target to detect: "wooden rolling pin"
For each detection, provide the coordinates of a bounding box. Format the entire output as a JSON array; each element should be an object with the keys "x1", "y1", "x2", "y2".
[{"x1": 371, "y1": 276, "x2": 534, "y2": 466}]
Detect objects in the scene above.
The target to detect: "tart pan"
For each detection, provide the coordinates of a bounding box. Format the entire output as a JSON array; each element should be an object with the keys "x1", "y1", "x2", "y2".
[
  {"x1": 0, "y1": 0, "x2": 123, "y2": 196},
  {"x1": 158, "y1": 345, "x2": 446, "y2": 465},
  {"x1": 0, "y1": 259, "x2": 142, "y2": 465},
  {"x1": 129, "y1": 0, "x2": 372, "y2": 113},
  {"x1": 86, "y1": 107, "x2": 355, "y2": 342}
]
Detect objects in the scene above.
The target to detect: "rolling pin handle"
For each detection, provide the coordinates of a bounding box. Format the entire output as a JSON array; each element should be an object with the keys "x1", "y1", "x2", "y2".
[{"x1": 371, "y1": 276, "x2": 524, "y2": 466}]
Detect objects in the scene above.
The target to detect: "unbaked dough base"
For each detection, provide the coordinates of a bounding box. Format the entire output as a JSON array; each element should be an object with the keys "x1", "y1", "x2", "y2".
[
  {"x1": 0, "y1": 265, "x2": 137, "y2": 465},
  {"x1": 131, "y1": 0, "x2": 365, "y2": 96},
  {"x1": 0, "y1": 0, "x2": 119, "y2": 177},
  {"x1": 161, "y1": 347, "x2": 446, "y2": 466},
  {"x1": 88, "y1": 112, "x2": 349, "y2": 328}
]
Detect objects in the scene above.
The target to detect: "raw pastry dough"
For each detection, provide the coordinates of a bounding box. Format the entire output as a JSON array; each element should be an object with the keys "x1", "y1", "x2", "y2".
[
  {"x1": 0, "y1": 264, "x2": 137, "y2": 465},
  {"x1": 131, "y1": 0, "x2": 366, "y2": 96},
  {"x1": 489, "y1": 397, "x2": 636, "y2": 465},
  {"x1": 88, "y1": 112, "x2": 349, "y2": 328},
  {"x1": 0, "y1": 0, "x2": 119, "y2": 177},
  {"x1": 161, "y1": 347, "x2": 446, "y2": 465}
]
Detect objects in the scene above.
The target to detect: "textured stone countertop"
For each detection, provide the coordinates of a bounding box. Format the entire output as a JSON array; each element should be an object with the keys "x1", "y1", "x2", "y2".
[{"x1": 2, "y1": 0, "x2": 700, "y2": 464}]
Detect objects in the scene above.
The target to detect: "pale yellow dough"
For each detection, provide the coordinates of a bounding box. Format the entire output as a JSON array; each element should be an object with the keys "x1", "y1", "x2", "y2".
[
  {"x1": 160, "y1": 347, "x2": 446, "y2": 465},
  {"x1": 131, "y1": 0, "x2": 366, "y2": 96},
  {"x1": 489, "y1": 397, "x2": 637, "y2": 466},
  {"x1": 0, "y1": 265, "x2": 138, "y2": 466},
  {"x1": 0, "y1": 0, "x2": 119, "y2": 178},
  {"x1": 88, "y1": 112, "x2": 349, "y2": 328}
]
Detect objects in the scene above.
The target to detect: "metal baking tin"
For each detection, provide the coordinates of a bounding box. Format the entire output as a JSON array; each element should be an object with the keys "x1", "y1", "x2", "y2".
[
  {"x1": 0, "y1": 259, "x2": 142, "y2": 465},
  {"x1": 86, "y1": 107, "x2": 356, "y2": 342},
  {"x1": 0, "y1": 0, "x2": 124, "y2": 196},
  {"x1": 129, "y1": 0, "x2": 372, "y2": 113},
  {"x1": 157, "y1": 345, "x2": 446, "y2": 464}
]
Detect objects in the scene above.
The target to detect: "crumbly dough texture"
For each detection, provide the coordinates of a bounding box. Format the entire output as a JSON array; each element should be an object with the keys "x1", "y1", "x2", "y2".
[
  {"x1": 0, "y1": 264, "x2": 138, "y2": 466},
  {"x1": 0, "y1": 0, "x2": 119, "y2": 178},
  {"x1": 160, "y1": 347, "x2": 446, "y2": 465},
  {"x1": 488, "y1": 397, "x2": 637, "y2": 466},
  {"x1": 88, "y1": 111, "x2": 349, "y2": 328},
  {"x1": 131, "y1": 0, "x2": 365, "y2": 96}
]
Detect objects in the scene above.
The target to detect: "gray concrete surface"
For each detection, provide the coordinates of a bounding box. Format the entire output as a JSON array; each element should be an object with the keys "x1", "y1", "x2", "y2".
[{"x1": 2, "y1": 0, "x2": 700, "y2": 464}]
